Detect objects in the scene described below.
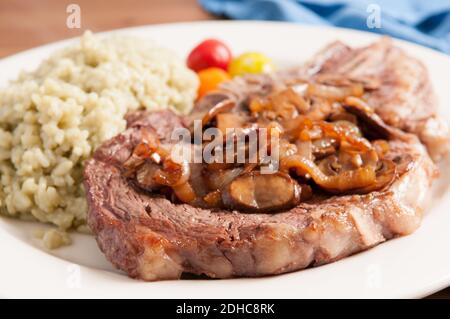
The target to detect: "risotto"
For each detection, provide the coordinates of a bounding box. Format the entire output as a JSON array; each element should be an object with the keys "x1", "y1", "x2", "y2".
[{"x1": 0, "y1": 31, "x2": 198, "y2": 238}]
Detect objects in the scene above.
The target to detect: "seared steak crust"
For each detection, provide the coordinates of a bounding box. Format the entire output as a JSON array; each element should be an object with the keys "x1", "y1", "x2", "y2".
[{"x1": 84, "y1": 110, "x2": 436, "y2": 280}]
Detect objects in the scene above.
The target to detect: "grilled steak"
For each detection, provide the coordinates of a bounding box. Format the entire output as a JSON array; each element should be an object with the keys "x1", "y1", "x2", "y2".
[
  {"x1": 84, "y1": 39, "x2": 445, "y2": 281},
  {"x1": 85, "y1": 110, "x2": 436, "y2": 280}
]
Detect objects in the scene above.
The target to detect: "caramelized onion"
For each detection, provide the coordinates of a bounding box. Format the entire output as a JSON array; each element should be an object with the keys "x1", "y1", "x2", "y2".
[
  {"x1": 361, "y1": 149, "x2": 379, "y2": 168},
  {"x1": 312, "y1": 138, "x2": 338, "y2": 160},
  {"x1": 280, "y1": 155, "x2": 376, "y2": 193},
  {"x1": 153, "y1": 159, "x2": 191, "y2": 187},
  {"x1": 305, "y1": 97, "x2": 334, "y2": 121},
  {"x1": 203, "y1": 190, "x2": 222, "y2": 207},
  {"x1": 249, "y1": 96, "x2": 271, "y2": 114},
  {"x1": 279, "y1": 140, "x2": 298, "y2": 159},
  {"x1": 372, "y1": 140, "x2": 390, "y2": 157},
  {"x1": 216, "y1": 112, "x2": 245, "y2": 134},
  {"x1": 281, "y1": 115, "x2": 312, "y2": 141},
  {"x1": 352, "y1": 159, "x2": 396, "y2": 194},
  {"x1": 296, "y1": 140, "x2": 313, "y2": 161},
  {"x1": 333, "y1": 120, "x2": 361, "y2": 137},
  {"x1": 319, "y1": 121, "x2": 372, "y2": 152},
  {"x1": 172, "y1": 182, "x2": 197, "y2": 203},
  {"x1": 123, "y1": 142, "x2": 152, "y2": 172},
  {"x1": 270, "y1": 88, "x2": 308, "y2": 118},
  {"x1": 135, "y1": 163, "x2": 161, "y2": 190}
]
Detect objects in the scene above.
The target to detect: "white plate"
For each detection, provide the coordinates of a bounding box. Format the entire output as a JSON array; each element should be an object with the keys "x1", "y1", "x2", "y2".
[{"x1": 0, "y1": 21, "x2": 449, "y2": 299}]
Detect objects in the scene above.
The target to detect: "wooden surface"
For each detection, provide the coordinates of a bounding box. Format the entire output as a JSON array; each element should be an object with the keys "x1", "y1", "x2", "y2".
[
  {"x1": 0, "y1": 0, "x2": 448, "y2": 299},
  {"x1": 0, "y1": 0, "x2": 216, "y2": 58}
]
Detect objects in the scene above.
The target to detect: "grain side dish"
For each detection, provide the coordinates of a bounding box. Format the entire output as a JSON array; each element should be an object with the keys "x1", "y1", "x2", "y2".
[{"x1": 0, "y1": 31, "x2": 198, "y2": 245}]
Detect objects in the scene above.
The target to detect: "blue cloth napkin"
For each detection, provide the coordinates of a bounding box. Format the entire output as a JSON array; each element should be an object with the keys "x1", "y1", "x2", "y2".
[{"x1": 199, "y1": 0, "x2": 450, "y2": 54}]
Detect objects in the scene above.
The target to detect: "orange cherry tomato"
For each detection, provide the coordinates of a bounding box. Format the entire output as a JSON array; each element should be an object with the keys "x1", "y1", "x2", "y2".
[{"x1": 197, "y1": 67, "x2": 231, "y2": 99}]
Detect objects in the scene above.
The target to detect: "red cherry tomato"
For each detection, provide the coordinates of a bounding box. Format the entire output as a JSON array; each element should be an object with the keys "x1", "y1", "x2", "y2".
[{"x1": 187, "y1": 39, "x2": 232, "y2": 72}]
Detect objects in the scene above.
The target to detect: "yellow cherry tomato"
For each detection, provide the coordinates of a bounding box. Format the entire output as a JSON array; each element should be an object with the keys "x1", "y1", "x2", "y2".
[
  {"x1": 228, "y1": 52, "x2": 275, "y2": 77},
  {"x1": 197, "y1": 67, "x2": 231, "y2": 99}
]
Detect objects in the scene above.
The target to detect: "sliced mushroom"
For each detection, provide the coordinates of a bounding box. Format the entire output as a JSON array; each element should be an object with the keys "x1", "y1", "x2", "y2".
[
  {"x1": 343, "y1": 96, "x2": 393, "y2": 140},
  {"x1": 318, "y1": 155, "x2": 340, "y2": 176},
  {"x1": 299, "y1": 184, "x2": 313, "y2": 201},
  {"x1": 222, "y1": 172, "x2": 301, "y2": 213},
  {"x1": 201, "y1": 99, "x2": 235, "y2": 127},
  {"x1": 197, "y1": 92, "x2": 230, "y2": 112},
  {"x1": 184, "y1": 92, "x2": 230, "y2": 128}
]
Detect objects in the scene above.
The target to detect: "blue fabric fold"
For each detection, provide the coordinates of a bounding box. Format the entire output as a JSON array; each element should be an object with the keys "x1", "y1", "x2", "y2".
[{"x1": 199, "y1": 0, "x2": 450, "y2": 54}]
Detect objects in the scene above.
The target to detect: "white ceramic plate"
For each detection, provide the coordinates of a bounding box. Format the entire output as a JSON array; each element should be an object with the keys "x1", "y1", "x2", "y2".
[{"x1": 0, "y1": 21, "x2": 449, "y2": 299}]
